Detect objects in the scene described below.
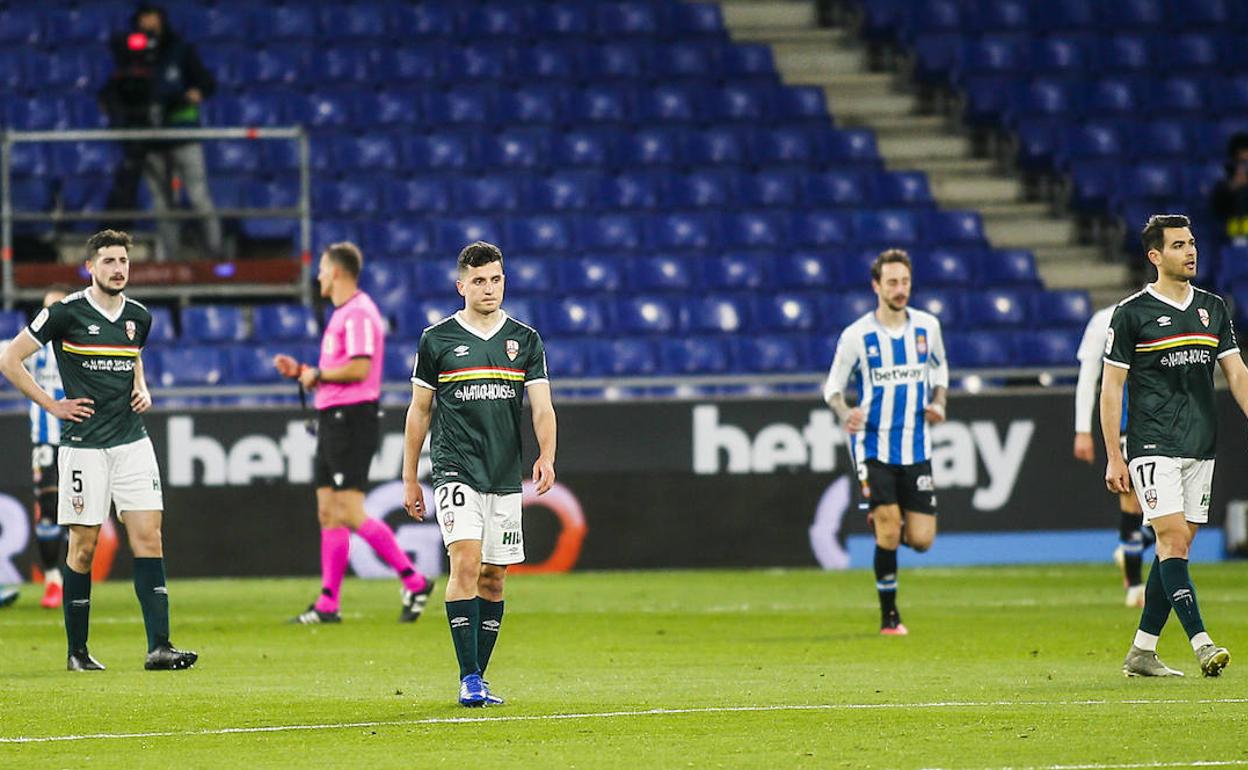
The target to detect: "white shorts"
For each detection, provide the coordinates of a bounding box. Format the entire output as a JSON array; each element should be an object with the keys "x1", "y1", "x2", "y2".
[
  {"x1": 433, "y1": 483, "x2": 524, "y2": 565},
  {"x1": 1128, "y1": 456, "x2": 1214, "y2": 525},
  {"x1": 58, "y1": 437, "x2": 164, "y2": 527}
]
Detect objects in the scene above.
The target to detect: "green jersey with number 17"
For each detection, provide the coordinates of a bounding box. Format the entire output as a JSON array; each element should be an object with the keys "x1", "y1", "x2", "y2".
[
  {"x1": 1104, "y1": 284, "x2": 1238, "y2": 460},
  {"x1": 411, "y1": 311, "x2": 548, "y2": 495},
  {"x1": 26, "y1": 290, "x2": 152, "y2": 449}
]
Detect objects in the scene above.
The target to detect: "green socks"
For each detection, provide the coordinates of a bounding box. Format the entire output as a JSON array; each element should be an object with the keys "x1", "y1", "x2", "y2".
[
  {"x1": 446, "y1": 599, "x2": 480, "y2": 679},
  {"x1": 62, "y1": 564, "x2": 92, "y2": 654},
  {"x1": 133, "y1": 557, "x2": 170, "y2": 652},
  {"x1": 1137, "y1": 556, "x2": 1170, "y2": 636},
  {"x1": 1158, "y1": 557, "x2": 1206, "y2": 641},
  {"x1": 477, "y1": 598, "x2": 504, "y2": 676}
]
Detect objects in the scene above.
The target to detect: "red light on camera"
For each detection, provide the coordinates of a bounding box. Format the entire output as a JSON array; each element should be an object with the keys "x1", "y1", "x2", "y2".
[{"x1": 127, "y1": 32, "x2": 148, "y2": 51}]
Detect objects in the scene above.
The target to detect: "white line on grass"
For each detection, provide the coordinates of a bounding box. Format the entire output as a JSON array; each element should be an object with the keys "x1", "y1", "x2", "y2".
[
  {"x1": 928, "y1": 761, "x2": 1248, "y2": 770},
  {"x1": 3, "y1": 698, "x2": 1247, "y2": 745}
]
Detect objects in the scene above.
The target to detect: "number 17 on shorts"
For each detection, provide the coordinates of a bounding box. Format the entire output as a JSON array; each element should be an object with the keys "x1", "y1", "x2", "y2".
[{"x1": 434, "y1": 483, "x2": 525, "y2": 566}]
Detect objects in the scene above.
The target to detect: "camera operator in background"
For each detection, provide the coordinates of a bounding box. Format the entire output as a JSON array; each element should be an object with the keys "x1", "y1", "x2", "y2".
[
  {"x1": 1210, "y1": 132, "x2": 1248, "y2": 246},
  {"x1": 99, "y1": 4, "x2": 223, "y2": 261}
]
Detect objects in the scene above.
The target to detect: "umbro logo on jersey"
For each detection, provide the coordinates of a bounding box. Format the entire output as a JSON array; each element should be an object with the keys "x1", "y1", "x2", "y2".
[
  {"x1": 454, "y1": 345, "x2": 471, "y2": 357},
  {"x1": 1157, "y1": 316, "x2": 1172, "y2": 327},
  {"x1": 87, "y1": 324, "x2": 100, "y2": 335}
]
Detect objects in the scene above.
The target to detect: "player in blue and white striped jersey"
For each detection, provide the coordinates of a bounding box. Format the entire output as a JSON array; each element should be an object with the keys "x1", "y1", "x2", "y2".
[
  {"x1": 823, "y1": 249, "x2": 949, "y2": 635},
  {"x1": 26, "y1": 287, "x2": 70, "y2": 609}
]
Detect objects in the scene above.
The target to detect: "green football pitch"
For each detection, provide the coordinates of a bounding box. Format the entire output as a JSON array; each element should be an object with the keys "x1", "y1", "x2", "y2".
[{"x1": 1, "y1": 564, "x2": 1246, "y2": 769}]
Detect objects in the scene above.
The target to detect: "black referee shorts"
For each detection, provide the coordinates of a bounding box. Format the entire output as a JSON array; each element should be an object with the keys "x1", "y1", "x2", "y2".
[
  {"x1": 313, "y1": 401, "x2": 381, "y2": 491},
  {"x1": 862, "y1": 459, "x2": 938, "y2": 515}
]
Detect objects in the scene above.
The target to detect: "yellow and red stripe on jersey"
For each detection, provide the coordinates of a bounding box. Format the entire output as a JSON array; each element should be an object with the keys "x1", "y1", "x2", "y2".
[
  {"x1": 1134, "y1": 333, "x2": 1219, "y2": 353},
  {"x1": 438, "y1": 365, "x2": 526, "y2": 384},
  {"x1": 61, "y1": 341, "x2": 141, "y2": 357}
]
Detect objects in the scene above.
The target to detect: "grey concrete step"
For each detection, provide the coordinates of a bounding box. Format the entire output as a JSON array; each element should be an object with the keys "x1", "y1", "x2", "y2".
[
  {"x1": 877, "y1": 134, "x2": 972, "y2": 162},
  {"x1": 985, "y1": 218, "x2": 1078, "y2": 249},
  {"x1": 845, "y1": 113, "x2": 947, "y2": 134},
  {"x1": 930, "y1": 176, "x2": 1023, "y2": 206},
  {"x1": 719, "y1": 1, "x2": 815, "y2": 29},
  {"x1": 731, "y1": 27, "x2": 853, "y2": 45},
  {"x1": 773, "y1": 48, "x2": 865, "y2": 75},
  {"x1": 889, "y1": 156, "x2": 996, "y2": 175},
  {"x1": 1032, "y1": 245, "x2": 1104, "y2": 264},
  {"x1": 975, "y1": 201, "x2": 1053, "y2": 219},
  {"x1": 827, "y1": 92, "x2": 917, "y2": 120},
  {"x1": 783, "y1": 71, "x2": 897, "y2": 90},
  {"x1": 1041, "y1": 262, "x2": 1133, "y2": 291}
]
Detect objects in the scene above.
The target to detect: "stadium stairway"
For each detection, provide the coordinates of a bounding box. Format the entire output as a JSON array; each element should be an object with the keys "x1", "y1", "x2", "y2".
[{"x1": 718, "y1": 0, "x2": 1133, "y2": 308}]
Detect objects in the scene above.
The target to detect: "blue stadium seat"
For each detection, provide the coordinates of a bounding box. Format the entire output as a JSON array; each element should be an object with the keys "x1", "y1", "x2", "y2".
[
  {"x1": 146, "y1": 307, "x2": 177, "y2": 345},
  {"x1": 386, "y1": 177, "x2": 452, "y2": 214},
  {"x1": 375, "y1": 221, "x2": 433, "y2": 258},
  {"x1": 1066, "y1": 123, "x2": 1123, "y2": 161},
  {"x1": 702, "y1": 253, "x2": 769, "y2": 290},
  {"x1": 371, "y1": 90, "x2": 422, "y2": 126},
  {"x1": 0, "y1": 8, "x2": 43, "y2": 45},
  {"x1": 602, "y1": 172, "x2": 664, "y2": 210},
  {"x1": 391, "y1": 46, "x2": 442, "y2": 82},
  {"x1": 0, "y1": 310, "x2": 25, "y2": 339},
  {"x1": 671, "y1": 2, "x2": 725, "y2": 36},
  {"x1": 560, "y1": 256, "x2": 624, "y2": 293},
  {"x1": 751, "y1": 127, "x2": 818, "y2": 164},
  {"x1": 508, "y1": 217, "x2": 574, "y2": 255},
  {"x1": 241, "y1": 46, "x2": 306, "y2": 85},
  {"x1": 853, "y1": 210, "x2": 919, "y2": 247},
  {"x1": 1106, "y1": 0, "x2": 1163, "y2": 28},
  {"x1": 181, "y1": 306, "x2": 248, "y2": 343},
  {"x1": 667, "y1": 170, "x2": 742, "y2": 209},
  {"x1": 626, "y1": 128, "x2": 686, "y2": 166},
  {"x1": 1032, "y1": 290, "x2": 1092, "y2": 327},
  {"x1": 654, "y1": 42, "x2": 716, "y2": 78},
  {"x1": 682, "y1": 296, "x2": 753, "y2": 334},
  {"x1": 965, "y1": 290, "x2": 1030, "y2": 327},
  {"x1": 1163, "y1": 33, "x2": 1223, "y2": 71},
  {"x1": 820, "y1": 291, "x2": 877, "y2": 330},
  {"x1": 543, "y1": 338, "x2": 591, "y2": 378},
  {"x1": 710, "y1": 84, "x2": 771, "y2": 122},
  {"x1": 384, "y1": 340, "x2": 420, "y2": 383},
  {"x1": 1070, "y1": 161, "x2": 1120, "y2": 211},
  {"x1": 1136, "y1": 121, "x2": 1189, "y2": 158},
  {"x1": 724, "y1": 211, "x2": 784, "y2": 249},
  {"x1": 594, "y1": 339, "x2": 660, "y2": 376},
  {"x1": 946, "y1": 332, "x2": 1014, "y2": 368},
  {"x1": 205, "y1": 141, "x2": 262, "y2": 174},
  {"x1": 503, "y1": 298, "x2": 543, "y2": 328},
  {"x1": 661, "y1": 337, "x2": 733, "y2": 375},
  {"x1": 927, "y1": 210, "x2": 986, "y2": 245},
  {"x1": 823, "y1": 130, "x2": 879, "y2": 164},
  {"x1": 414, "y1": 261, "x2": 460, "y2": 298},
  {"x1": 252, "y1": 304, "x2": 318, "y2": 341},
  {"x1": 579, "y1": 214, "x2": 643, "y2": 251},
  {"x1": 877, "y1": 172, "x2": 933, "y2": 206},
  {"x1": 632, "y1": 255, "x2": 695, "y2": 291},
  {"x1": 686, "y1": 127, "x2": 750, "y2": 165},
  {"x1": 913, "y1": 249, "x2": 974, "y2": 287},
  {"x1": 315, "y1": 180, "x2": 381, "y2": 216},
  {"x1": 964, "y1": 35, "x2": 1032, "y2": 76},
  {"x1": 981, "y1": 250, "x2": 1042, "y2": 286},
  {"x1": 1033, "y1": 35, "x2": 1091, "y2": 74},
  {"x1": 335, "y1": 135, "x2": 397, "y2": 171},
  {"x1": 775, "y1": 87, "x2": 830, "y2": 122},
  {"x1": 262, "y1": 5, "x2": 317, "y2": 39},
  {"x1": 1157, "y1": 77, "x2": 1206, "y2": 113},
  {"x1": 615, "y1": 297, "x2": 678, "y2": 335},
  {"x1": 587, "y1": 43, "x2": 648, "y2": 80},
  {"x1": 227, "y1": 345, "x2": 286, "y2": 385},
  {"x1": 572, "y1": 85, "x2": 633, "y2": 123},
  {"x1": 520, "y1": 42, "x2": 584, "y2": 80},
  {"x1": 911, "y1": 290, "x2": 964, "y2": 328},
  {"x1": 638, "y1": 85, "x2": 700, "y2": 123},
  {"x1": 757, "y1": 293, "x2": 819, "y2": 332},
  {"x1": 358, "y1": 260, "x2": 412, "y2": 317},
  {"x1": 597, "y1": 2, "x2": 661, "y2": 36},
  {"x1": 503, "y1": 256, "x2": 554, "y2": 294},
  {"x1": 1121, "y1": 163, "x2": 1182, "y2": 201},
  {"x1": 320, "y1": 4, "x2": 388, "y2": 38},
  {"x1": 719, "y1": 43, "x2": 776, "y2": 77},
  {"x1": 397, "y1": 299, "x2": 462, "y2": 337},
  {"x1": 403, "y1": 132, "x2": 476, "y2": 171},
  {"x1": 467, "y1": 3, "x2": 532, "y2": 37},
  {"x1": 305, "y1": 90, "x2": 357, "y2": 128},
  {"x1": 745, "y1": 169, "x2": 803, "y2": 207},
  {"x1": 734, "y1": 335, "x2": 808, "y2": 373},
  {"x1": 805, "y1": 170, "x2": 870, "y2": 207},
  {"x1": 648, "y1": 213, "x2": 718, "y2": 251},
  {"x1": 1015, "y1": 329, "x2": 1081, "y2": 365},
  {"x1": 776, "y1": 252, "x2": 840, "y2": 290},
  {"x1": 533, "y1": 172, "x2": 597, "y2": 211},
  {"x1": 1086, "y1": 77, "x2": 1144, "y2": 116},
  {"x1": 312, "y1": 44, "x2": 375, "y2": 82},
  {"x1": 436, "y1": 218, "x2": 502, "y2": 254},
  {"x1": 423, "y1": 87, "x2": 498, "y2": 125},
  {"x1": 499, "y1": 87, "x2": 567, "y2": 125},
  {"x1": 454, "y1": 176, "x2": 521, "y2": 213},
  {"x1": 546, "y1": 298, "x2": 607, "y2": 336},
  {"x1": 155, "y1": 347, "x2": 228, "y2": 387},
  {"x1": 556, "y1": 129, "x2": 623, "y2": 167},
  {"x1": 794, "y1": 211, "x2": 852, "y2": 248}
]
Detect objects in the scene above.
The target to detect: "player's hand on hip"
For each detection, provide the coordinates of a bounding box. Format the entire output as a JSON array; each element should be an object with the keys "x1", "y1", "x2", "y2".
[
  {"x1": 1073, "y1": 432, "x2": 1095, "y2": 463},
  {"x1": 533, "y1": 457, "x2": 555, "y2": 495},
  {"x1": 845, "y1": 407, "x2": 866, "y2": 433},
  {"x1": 130, "y1": 387, "x2": 152, "y2": 413},
  {"x1": 1105, "y1": 456, "x2": 1131, "y2": 494},
  {"x1": 924, "y1": 403, "x2": 946, "y2": 425},
  {"x1": 51, "y1": 397, "x2": 93, "y2": 423},
  {"x1": 403, "y1": 480, "x2": 426, "y2": 521}
]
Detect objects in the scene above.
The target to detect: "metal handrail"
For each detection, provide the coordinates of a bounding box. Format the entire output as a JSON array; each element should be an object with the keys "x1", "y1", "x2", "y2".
[{"x1": 1, "y1": 126, "x2": 311, "y2": 310}]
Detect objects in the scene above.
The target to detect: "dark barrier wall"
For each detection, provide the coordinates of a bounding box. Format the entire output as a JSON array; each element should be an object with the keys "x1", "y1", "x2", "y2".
[{"x1": 1, "y1": 391, "x2": 1245, "y2": 578}]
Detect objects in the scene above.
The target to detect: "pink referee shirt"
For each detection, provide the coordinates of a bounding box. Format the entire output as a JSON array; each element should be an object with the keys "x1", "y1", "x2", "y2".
[{"x1": 315, "y1": 291, "x2": 384, "y2": 410}]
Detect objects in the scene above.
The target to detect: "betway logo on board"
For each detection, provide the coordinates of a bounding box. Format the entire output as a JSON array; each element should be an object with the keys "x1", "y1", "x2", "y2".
[
  {"x1": 163, "y1": 416, "x2": 424, "y2": 487},
  {"x1": 691, "y1": 405, "x2": 1032, "y2": 511}
]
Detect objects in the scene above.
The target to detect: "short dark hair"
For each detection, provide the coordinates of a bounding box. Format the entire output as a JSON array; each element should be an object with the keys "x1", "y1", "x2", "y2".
[
  {"x1": 1228, "y1": 132, "x2": 1248, "y2": 158},
  {"x1": 457, "y1": 241, "x2": 504, "y2": 274},
  {"x1": 323, "y1": 241, "x2": 363, "y2": 279},
  {"x1": 86, "y1": 229, "x2": 132, "y2": 260},
  {"x1": 1140, "y1": 214, "x2": 1192, "y2": 254},
  {"x1": 870, "y1": 248, "x2": 912, "y2": 283}
]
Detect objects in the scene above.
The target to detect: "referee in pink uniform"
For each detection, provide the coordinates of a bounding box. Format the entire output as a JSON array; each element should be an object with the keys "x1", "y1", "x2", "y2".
[{"x1": 275, "y1": 242, "x2": 433, "y2": 624}]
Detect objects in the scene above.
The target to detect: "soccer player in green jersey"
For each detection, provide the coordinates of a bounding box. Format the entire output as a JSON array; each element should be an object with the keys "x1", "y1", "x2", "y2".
[
  {"x1": 401, "y1": 241, "x2": 557, "y2": 707},
  {"x1": 1102, "y1": 214, "x2": 1248, "y2": 678},
  {"x1": 0, "y1": 230, "x2": 197, "y2": 671}
]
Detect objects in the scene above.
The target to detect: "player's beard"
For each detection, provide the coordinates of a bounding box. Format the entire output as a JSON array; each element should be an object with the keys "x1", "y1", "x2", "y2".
[
  {"x1": 885, "y1": 295, "x2": 908, "y2": 312},
  {"x1": 94, "y1": 274, "x2": 126, "y2": 296}
]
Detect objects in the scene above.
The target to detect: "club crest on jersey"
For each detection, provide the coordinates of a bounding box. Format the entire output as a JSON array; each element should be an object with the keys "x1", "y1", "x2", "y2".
[
  {"x1": 125, "y1": 320, "x2": 136, "y2": 340},
  {"x1": 1197, "y1": 308, "x2": 1210, "y2": 327},
  {"x1": 916, "y1": 333, "x2": 928, "y2": 356},
  {"x1": 1144, "y1": 488, "x2": 1157, "y2": 509},
  {"x1": 72, "y1": 495, "x2": 84, "y2": 514},
  {"x1": 505, "y1": 339, "x2": 520, "y2": 361}
]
